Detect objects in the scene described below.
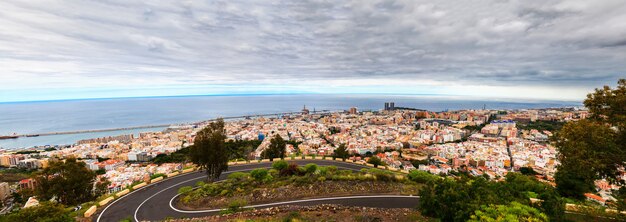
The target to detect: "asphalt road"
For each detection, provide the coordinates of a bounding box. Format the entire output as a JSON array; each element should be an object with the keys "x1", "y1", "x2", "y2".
[{"x1": 94, "y1": 160, "x2": 420, "y2": 222}]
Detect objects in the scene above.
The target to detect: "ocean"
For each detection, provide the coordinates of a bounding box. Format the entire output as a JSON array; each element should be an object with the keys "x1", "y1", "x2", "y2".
[{"x1": 0, "y1": 94, "x2": 580, "y2": 149}]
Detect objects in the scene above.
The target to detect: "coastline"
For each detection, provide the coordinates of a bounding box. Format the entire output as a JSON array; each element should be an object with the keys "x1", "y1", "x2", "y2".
[{"x1": 0, "y1": 110, "x2": 334, "y2": 151}]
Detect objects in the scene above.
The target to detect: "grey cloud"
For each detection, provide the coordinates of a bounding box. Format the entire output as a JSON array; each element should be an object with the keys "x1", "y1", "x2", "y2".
[{"x1": 0, "y1": 0, "x2": 624, "y2": 90}]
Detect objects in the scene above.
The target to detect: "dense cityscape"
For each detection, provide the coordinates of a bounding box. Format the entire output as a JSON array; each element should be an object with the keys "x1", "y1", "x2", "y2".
[{"x1": 3, "y1": 101, "x2": 617, "y2": 217}]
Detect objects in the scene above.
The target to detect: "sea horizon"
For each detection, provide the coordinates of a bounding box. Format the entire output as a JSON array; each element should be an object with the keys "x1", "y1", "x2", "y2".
[{"x1": 0, "y1": 92, "x2": 584, "y2": 104}]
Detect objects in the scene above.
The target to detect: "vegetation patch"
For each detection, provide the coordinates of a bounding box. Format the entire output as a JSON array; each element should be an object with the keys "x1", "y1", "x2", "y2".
[
  {"x1": 167, "y1": 204, "x2": 433, "y2": 222},
  {"x1": 176, "y1": 161, "x2": 425, "y2": 210},
  {"x1": 419, "y1": 173, "x2": 565, "y2": 222}
]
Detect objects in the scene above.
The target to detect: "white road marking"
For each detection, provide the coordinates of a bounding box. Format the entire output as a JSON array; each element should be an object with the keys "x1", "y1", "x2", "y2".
[
  {"x1": 135, "y1": 164, "x2": 358, "y2": 221},
  {"x1": 169, "y1": 195, "x2": 420, "y2": 213},
  {"x1": 97, "y1": 169, "x2": 202, "y2": 222},
  {"x1": 133, "y1": 169, "x2": 255, "y2": 222}
]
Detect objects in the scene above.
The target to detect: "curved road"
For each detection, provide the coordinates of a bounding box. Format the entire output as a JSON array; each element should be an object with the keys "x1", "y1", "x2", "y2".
[{"x1": 95, "y1": 160, "x2": 420, "y2": 222}]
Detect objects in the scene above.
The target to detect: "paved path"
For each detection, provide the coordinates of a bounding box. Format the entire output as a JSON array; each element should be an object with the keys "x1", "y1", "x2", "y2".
[{"x1": 94, "y1": 160, "x2": 420, "y2": 222}]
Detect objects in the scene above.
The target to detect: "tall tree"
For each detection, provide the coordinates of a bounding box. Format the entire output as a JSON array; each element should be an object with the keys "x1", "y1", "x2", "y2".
[
  {"x1": 189, "y1": 119, "x2": 228, "y2": 181},
  {"x1": 333, "y1": 143, "x2": 349, "y2": 161},
  {"x1": 263, "y1": 134, "x2": 286, "y2": 161},
  {"x1": 33, "y1": 158, "x2": 105, "y2": 206},
  {"x1": 554, "y1": 79, "x2": 626, "y2": 198}
]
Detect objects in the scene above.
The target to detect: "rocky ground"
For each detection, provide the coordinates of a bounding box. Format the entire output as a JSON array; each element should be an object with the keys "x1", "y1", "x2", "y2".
[
  {"x1": 168, "y1": 204, "x2": 433, "y2": 222},
  {"x1": 179, "y1": 180, "x2": 420, "y2": 210}
]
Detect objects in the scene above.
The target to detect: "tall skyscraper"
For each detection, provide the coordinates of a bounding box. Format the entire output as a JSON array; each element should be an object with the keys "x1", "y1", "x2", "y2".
[{"x1": 384, "y1": 102, "x2": 395, "y2": 111}]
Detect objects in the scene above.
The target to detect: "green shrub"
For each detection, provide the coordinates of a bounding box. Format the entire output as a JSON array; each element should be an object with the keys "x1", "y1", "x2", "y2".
[
  {"x1": 196, "y1": 181, "x2": 206, "y2": 187},
  {"x1": 318, "y1": 166, "x2": 328, "y2": 176},
  {"x1": 408, "y1": 170, "x2": 440, "y2": 183},
  {"x1": 221, "y1": 199, "x2": 248, "y2": 215},
  {"x1": 268, "y1": 169, "x2": 279, "y2": 176},
  {"x1": 304, "y1": 163, "x2": 318, "y2": 174},
  {"x1": 367, "y1": 156, "x2": 384, "y2": 167},
  {"x1": 220, "y1": 189, "x2": 230, "y2": 196},
  {"x1": 327, "y1": 165, "x2": 338, "y2": 172},
  {"x1": 150, "y1": 173, "x2": 166, "y2": 180},
  {"x1": 250, "y1": 168, "x2": 270, "y2": 182},
  {"x1": 469, "y1": 202, "x2": 549, "y2": 222},
  {"x1": 272, "y1": 160, "x2": 289, "y2": 171},
  {"x1": 178, "y1": 186, "x2": 193, "y2": 194},
  {"x1": 294, "y1": 176, "x2": 313, "y2": 185},
  {"x1": 0, "y1": 201, "x2": 73, "y2": 222},
  {"x1": 227, "y1": 172, "x2": 249, "y2": 181},
  {"x1": 280, "y1": 163, "x2": 302, "y2": 176},
  {"x1": 202, "y1": 183, "x2": 220, "y2": 195},
  {"x1": 317, "y1": 176, "x2": 326, "y2": 182}
]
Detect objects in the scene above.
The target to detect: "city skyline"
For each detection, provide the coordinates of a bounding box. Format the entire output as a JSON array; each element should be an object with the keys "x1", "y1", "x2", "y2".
[{"x1": 1, "y1": 0, "x2": 626, "y2": 102}]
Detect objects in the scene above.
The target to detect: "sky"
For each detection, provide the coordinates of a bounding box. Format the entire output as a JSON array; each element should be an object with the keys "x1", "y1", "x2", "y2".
[{"x1": 1, "y1": 0, "x2": 625, "y2": 103}]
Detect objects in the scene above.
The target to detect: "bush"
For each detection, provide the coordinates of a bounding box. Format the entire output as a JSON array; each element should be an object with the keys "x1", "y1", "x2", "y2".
[
  {"x1": 419, "y1": 174, "x2": 564, "y2": 221},
  {"x1": 469, "y1": 202, "x2": 549, "y2": 222},
  {"x1": 221, "y1": 199, "x2": 247, "y2": 215},
  {"x1": 220, "y1": 189, "x2": 230, "y2": 196},
  {"x1": 150, "y1": 173, "x2": 166, "y2": 180},
  {"x1": 196, "y1": 181, "x2": 206, "y2": 187},
  {"x1": 280, "y1": 163, "x2": 302, "y2": 176},
  {"x1": 367, "y1": 156, "x2": 384, "y2": 167},
  {"x1": 366, "y1": 168, "x2": 395, "y2": 182},
  {"x1": 227, "y1": 172, "x2": 249, "y2": 181},
  {"x1": 250, "y1": 168, "x2": 270, "y2": 182},
  {"x1": 272, "y1": 160, "x2": 289, "y2": 171},
  {"x1": 178, "y1": 186, "x2": 193, "y2": 194},
  {"x1": 408, "y1": 170, "x2": 440, "y2": 184},
  {"x1": 0, "y1": 201, "x2": 73, "y2": 222},
  {"x1": 268, "y1": 169, "x2": 279, "y2": 176},
  {"x1": 304, "y1": 163, "x2": 318, "y2": 174},
  {"x1": 318, "y1": 166, "x2": 328, "y2": 176},
  {"x1": 327, "y1": 165, "x2": 338, "y2": 173}
]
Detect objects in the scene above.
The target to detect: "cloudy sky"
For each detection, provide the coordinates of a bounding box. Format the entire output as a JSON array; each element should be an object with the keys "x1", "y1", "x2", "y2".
[{"x1": 1, "y1": 0, "x2": 625, "y2": 103}]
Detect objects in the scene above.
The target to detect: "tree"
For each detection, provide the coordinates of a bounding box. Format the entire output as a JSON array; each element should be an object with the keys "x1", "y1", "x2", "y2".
[
  {"x1": 367, "y1": 156, "x2": 384, "y2": 168},
  {"x1": 263, "y1": 134, "x2": 286, "y2": 161},
  {"x1": 189, "y1": 119, "x2": 228, "y2": 181},
  {"x1": 419, "y1": 174, "x2": 564, "y2": 221},
  {"x1": 224, "y1": 139, "x2": 262, "y2": 161},
  {"x1": 333, "y1": 143, "x2": 349, "y2": 161},
  {"x1": 0, "y1": 201, "x2": 73, "y2": 222},
  {"x1": 152, "y1": 147, "x2": 190, "y2": 164},
  {"x1": 519, "y1": 167, "x2": 536, "y2": 176},
  {"x1": 468, "y1": 202, "x2": 549, "y2": 222},
  {"x1": 554, "y1": 79, "x2": 626, "y2": 198},
  {"x1": 33, "y1": 158, "x2": 105, "y2": 206}
]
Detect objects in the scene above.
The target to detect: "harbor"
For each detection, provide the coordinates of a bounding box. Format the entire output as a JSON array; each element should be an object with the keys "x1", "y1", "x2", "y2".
[{"x1": 0, "y1": 109, "x2": 332, "y2": 149}]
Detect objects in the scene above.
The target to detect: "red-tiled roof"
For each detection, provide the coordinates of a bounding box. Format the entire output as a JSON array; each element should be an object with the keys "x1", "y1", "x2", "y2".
[{"x1": 584, "y1": 193, "x2": 605, "y2": 202}]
